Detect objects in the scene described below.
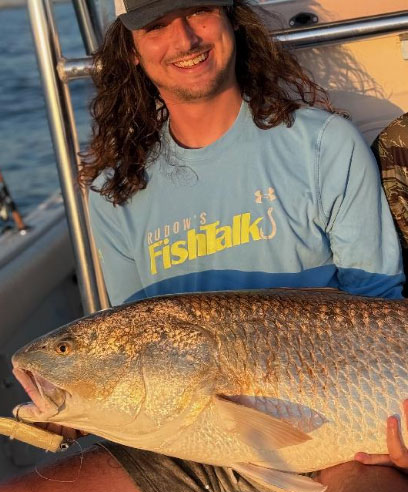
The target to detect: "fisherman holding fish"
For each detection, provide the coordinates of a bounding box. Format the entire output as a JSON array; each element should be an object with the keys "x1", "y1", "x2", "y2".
[{"x1": 2, "y1": 0, "x2": 408, "y2": 491}]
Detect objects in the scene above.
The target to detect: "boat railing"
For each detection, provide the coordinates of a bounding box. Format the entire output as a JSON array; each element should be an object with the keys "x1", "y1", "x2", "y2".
[
  {"x1": 275, "y1": 10, "x2": 408, "y2": 49},
  {"x1": 26, "y1": 0, "x2": 408, "y2": 313},
  {"x1": 27, "y1": 0, "x2": 109, "y2": 315},
  {"x1": 71, "y1": 0, "x2": 103, "y2": 53}
]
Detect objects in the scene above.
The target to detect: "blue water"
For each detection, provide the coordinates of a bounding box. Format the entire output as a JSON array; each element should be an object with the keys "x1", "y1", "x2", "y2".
[{"x1": 0, "y1": 3, "x2": 94, "y2": 216}]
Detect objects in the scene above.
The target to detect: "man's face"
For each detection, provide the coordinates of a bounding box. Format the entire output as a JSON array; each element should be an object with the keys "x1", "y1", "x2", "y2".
[{"x1": 132, "y1": 6, "x2": 237, "y2": 103}]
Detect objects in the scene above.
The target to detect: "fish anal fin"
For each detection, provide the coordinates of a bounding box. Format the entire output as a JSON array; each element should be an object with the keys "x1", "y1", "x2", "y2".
[
  {"x1": 233, "y1": 463, "x2": 327, "y2": 492},
  {"x1": 215, "y1": 395, "x2": 311, "y2": 450}
]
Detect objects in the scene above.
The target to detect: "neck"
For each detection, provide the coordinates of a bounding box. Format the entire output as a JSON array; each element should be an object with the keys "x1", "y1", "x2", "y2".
[{"x1": 164, "y1": 86, "x2": 243, "y2": 149}]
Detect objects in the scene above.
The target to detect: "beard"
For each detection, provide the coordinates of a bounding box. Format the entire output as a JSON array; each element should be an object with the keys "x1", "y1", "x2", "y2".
[
  {"x1": 171, "y1": 73, "x2": 231, "y2": 101},
  {"x1": 140, "y1": 47, "x2": 236, "y2": 103},
  {"x1": 167, "y1": 57, "x2": 235, "y2": 102}
]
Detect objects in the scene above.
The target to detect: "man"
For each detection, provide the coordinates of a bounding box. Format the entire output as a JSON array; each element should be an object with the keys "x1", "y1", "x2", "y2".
[
  {"x1": 1, "y1": 1, "x2": 407, "y2": 491},
  {"x1": 372, "y1": 112, "x2": 408, "y2": 295},
  {"x1": 79, "y1": 2, "x2": 404, "y2": 306}
]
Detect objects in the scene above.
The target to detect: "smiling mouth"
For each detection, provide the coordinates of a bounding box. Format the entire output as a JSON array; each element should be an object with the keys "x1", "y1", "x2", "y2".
[{"x1": 172, "y1": 51, "x2": 210, "y2": 68}]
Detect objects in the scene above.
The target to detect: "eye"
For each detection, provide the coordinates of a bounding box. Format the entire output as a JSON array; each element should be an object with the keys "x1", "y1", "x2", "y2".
[
  {"x1": 145, "y1": 22, "x2": 165, "y2": 32},
  {"x1": 55, "y1": 340, "x2": 73, "y2": 355},
  {"x1": 190, "y1": 7, "x2": 214, "y2": 17}
]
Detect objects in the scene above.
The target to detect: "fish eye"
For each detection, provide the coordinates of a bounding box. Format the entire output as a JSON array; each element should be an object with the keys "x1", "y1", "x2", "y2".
[{"x1": 55, "y1": 340, "x2": 72, "y2": 355}]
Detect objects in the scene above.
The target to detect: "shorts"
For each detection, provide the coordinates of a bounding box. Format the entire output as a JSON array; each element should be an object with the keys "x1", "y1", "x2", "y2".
[{"x1": 99, "y1": 442, "x2": 274, "y2": 492}]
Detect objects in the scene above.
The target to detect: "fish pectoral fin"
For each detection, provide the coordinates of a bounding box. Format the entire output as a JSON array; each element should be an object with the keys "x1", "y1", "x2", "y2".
[
  {"x1": 214, "y1": 395, "x2": 311, "y2": 449},
  {"x1": 232, "y1": 463, "x2": 327, "y2": 492}
]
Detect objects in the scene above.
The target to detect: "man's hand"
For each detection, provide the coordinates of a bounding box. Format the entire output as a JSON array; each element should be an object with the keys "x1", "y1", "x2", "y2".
[{"x1": 354, "y1": 399, "x2": 408, "y2": 472}]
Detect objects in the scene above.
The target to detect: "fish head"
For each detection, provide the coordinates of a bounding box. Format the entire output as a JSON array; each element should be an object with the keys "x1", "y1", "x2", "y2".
[
  {"x1": 11, "y1": 307, "x2": 148, "y2": 433},
  {"x1": 11, "y1": 300, "x2": 220, "y2": 443}
]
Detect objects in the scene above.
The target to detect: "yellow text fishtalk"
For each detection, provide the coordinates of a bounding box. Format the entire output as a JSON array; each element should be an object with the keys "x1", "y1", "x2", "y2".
[{"x1": 149, "y1": 209, "x2": 276, "y2": 275}]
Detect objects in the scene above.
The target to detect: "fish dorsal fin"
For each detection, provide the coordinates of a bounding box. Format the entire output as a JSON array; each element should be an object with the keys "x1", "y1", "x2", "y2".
[
  {"x1": 215, "y1": 395, "x2": 311, "y2": 450},
  {"x1": 233, "y1": 463, "x2": 327, "y2": 492}
]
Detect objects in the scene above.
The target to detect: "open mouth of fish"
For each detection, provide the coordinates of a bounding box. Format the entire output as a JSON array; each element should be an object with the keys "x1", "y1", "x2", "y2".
[{"x1": 12, "y1": 367, "x2": 67, "y2": 422}]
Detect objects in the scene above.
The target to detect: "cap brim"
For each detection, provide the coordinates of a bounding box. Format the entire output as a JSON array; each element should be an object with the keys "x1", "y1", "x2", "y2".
[{"x1": 119, "y1": 0, "x2": 233, "y2": 31}]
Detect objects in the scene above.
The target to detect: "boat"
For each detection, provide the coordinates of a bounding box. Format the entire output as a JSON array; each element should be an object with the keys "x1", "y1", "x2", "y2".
[{"x1": 0, "y1": 0, "x2": 407, "y2": 482}]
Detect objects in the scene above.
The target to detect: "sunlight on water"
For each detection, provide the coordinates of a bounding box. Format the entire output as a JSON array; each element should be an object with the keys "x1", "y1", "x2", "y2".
[{"x1": 0, "y1": 2, "x2": 95, "y2": 216}]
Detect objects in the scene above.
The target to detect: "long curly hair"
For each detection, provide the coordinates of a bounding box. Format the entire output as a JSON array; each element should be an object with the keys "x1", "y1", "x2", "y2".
[{"x1": 79, "y1": 0, "x2": 334, "y2": 205}]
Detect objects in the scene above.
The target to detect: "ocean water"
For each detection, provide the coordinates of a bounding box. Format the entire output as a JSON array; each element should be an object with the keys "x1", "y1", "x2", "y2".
[{"x1": 0, "y1": 2, "x2": 95, "y2": 216}]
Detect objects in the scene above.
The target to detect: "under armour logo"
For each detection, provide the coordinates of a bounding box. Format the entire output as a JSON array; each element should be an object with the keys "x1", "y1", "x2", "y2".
[{"x1": 255, "y1": 187, "x2": 276, "y2": 203}]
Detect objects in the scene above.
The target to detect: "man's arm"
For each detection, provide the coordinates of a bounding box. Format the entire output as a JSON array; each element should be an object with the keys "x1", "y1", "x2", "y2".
[
  {"x1": 88, "y1": 187, "x2": 142, "y2": 306},
  {"x1": 318, "y1": 117, "x2": 407, "y2": 472},
  {"x1": 318, "y1": 115, "x2": 404, "y2": 298}
]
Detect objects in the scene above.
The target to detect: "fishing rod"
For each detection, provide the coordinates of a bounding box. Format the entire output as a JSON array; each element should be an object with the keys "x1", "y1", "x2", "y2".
[{"x1": 0, "y1": 169, "x2": 27, "y2": 233}]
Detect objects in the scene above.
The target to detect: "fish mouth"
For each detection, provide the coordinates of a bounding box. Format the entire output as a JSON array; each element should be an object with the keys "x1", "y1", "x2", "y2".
[{"x1": 12, "y1": 367, "x2": 67, "y2": 422}]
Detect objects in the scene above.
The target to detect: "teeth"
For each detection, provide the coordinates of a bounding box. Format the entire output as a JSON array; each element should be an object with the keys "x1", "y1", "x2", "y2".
[{"x1": 174, "y1": 52, "x2": 208, "y2": 68}]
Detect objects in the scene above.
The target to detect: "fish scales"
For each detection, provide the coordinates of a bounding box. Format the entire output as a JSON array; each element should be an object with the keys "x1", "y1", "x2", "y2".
[
  {"x1": 176, "y1": 291, "x2": 408, "y2": 470},
  {"x1": 10, "y1": 289, "x2": 408, "y2": 487}
]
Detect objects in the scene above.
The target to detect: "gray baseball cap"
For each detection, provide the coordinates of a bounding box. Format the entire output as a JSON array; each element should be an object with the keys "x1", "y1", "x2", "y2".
[{"x1": 115, "y1": 0, "x2": 233, "y2": 31}]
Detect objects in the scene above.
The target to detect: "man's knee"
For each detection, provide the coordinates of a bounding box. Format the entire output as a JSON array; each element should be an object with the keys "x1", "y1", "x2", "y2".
[
  {"x1": 0, "y1": 446, "x2": 139, "y2": 492},
  {"x1": 316, "y1": 461, "x2": 408, "y2": 492}
]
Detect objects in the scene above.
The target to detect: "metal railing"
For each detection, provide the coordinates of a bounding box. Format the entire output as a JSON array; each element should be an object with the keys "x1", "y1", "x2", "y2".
[
  {"x1": 72, "y1": 0, "x2": 103, "y2": 53},
  {"x1": 275, "y1": 10, "x2": 408, "y2": 48},
  {"x1": 26, "y1": 1, "x2": 408, "y2": 313},
  {"x1": 27, "y1": 0, "x2": 109, "y2": 314}
]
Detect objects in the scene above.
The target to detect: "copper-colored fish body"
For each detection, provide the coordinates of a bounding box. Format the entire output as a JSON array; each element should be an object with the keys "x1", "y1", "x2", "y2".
[{"x1": 11, "y1": 289, "x2": 408, "y2": 490}]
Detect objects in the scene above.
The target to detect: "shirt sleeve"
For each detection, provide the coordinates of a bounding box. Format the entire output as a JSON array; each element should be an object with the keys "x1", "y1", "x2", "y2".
[
  {"x1": 317, "y1": 114, "x2": 405, "y2": 298},
  {"x1": 88, "y1": 187, "x2": 142, "y2": 306}
]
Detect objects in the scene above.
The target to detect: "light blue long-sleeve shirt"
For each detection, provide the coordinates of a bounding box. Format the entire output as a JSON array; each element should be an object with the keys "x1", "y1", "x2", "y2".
[{"x1": 89, "y1": 103, "x2": 404, "y2": 306}]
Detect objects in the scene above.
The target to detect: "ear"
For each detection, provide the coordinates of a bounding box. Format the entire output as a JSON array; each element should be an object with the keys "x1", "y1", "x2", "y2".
[{"x1": 131, "y1": 31, "x2": 140, "y2": 65}]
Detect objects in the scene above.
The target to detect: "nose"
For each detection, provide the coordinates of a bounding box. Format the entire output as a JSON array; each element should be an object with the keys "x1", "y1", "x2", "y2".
[{"x1": 172, "y1": 17, "x2": 201, "y2": 51}]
